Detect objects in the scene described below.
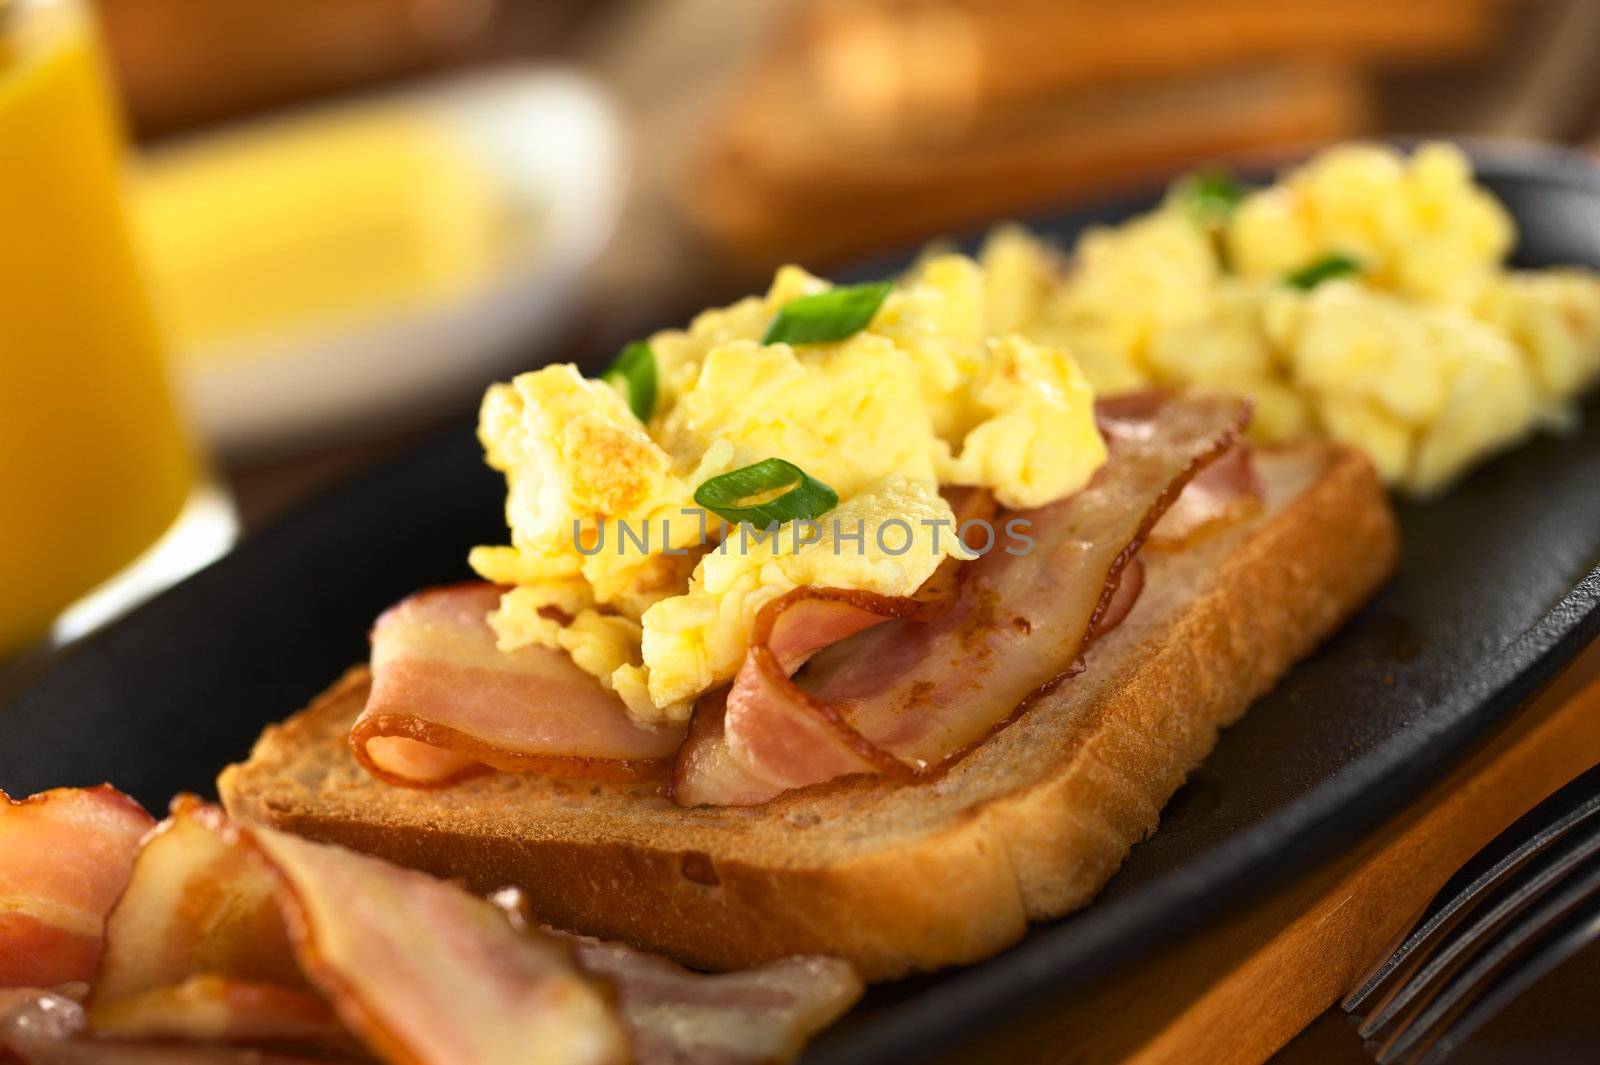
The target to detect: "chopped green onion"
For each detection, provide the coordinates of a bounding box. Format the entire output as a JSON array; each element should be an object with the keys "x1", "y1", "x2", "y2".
[
  {"x1": 1284, "y1": 253, "x2": 1362, "y2": 290},
  {"x1": 762, "y1": 281, "x2": 892, "y2": 345},
  {"x1": 600, "y1": 340, "x2": 656, "y2": 421},
  {"x1": 1177, "y1": 169, "x2": 1246, "y2": 227},
  {"x1": 694, "y1": 459, "x2": 839, "y2": 526}
]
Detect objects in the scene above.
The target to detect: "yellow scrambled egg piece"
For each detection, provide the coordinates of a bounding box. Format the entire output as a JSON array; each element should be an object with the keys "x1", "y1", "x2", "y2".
[
  {"x1": 1226, "y1": 141, "x2": 1514, "y2": 302},
  {"x1": 979, "y1": 141, "x2": 1600, "y2": 495},
  {"x1": 620, "y1": 476, "x2": 966, "y2": 715},
  {"x1": 469, "y1": 365, "x2": 705, "y2": 618},
  {"x1": 1269, "y1": 281, "x2": 1536, "y2": 493},
  {"x1": 474, "y1": 257, "x2": 1105, "y2": 726}
]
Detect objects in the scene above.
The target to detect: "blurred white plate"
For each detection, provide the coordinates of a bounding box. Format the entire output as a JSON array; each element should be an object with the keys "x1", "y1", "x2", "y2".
[{"x1": 155, "y1": 67, "x2": 625, "y2": 456}]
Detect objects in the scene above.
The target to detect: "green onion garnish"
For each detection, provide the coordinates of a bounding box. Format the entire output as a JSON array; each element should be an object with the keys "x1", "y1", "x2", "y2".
[
  {"x1": 762, "y1": 281, "x2": 892, "y2": 345},
  {"x1": 694, "y1": 459, "x2": 839, "y2": 526},
  {"x1": 1177, "y1": 169, "x2": 1246, "y2": 227},
  {"x1": 1284, "y1": 253, "x2": 1362, "y2": 290},
  {"x1": 599, "y1": 340, "x2": 657, "y2": 421}
]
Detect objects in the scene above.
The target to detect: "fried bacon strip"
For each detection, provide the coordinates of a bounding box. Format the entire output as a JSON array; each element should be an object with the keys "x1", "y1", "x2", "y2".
[
  {"x1": 351, "y1": 583, "x2": 683, "y2": 787},
  {"x1": 4, "y1": 792, "x2": 862, "y2": 1065},
  {"x1": 245, "y1": 820, "x2": 630, "y2": 1065},
  {"x1": 83, "y1": 799, "x2": 629, "y2": 1065},
  {"x1": 672, "y1": 391, "x2": 1253, "y2": 806},
  {"x1": 87, "y1": 798, "x2": 341, "y2": 1047},
  {"x1": 0, "y1": 785, "x2": 154, "y2": 988},
  {"x1": 1147, "y1": 439, "x2": 1262, "y2": 547},
  {"x1": 567, "y1": 935, "x2": 861, "y2": 1065},
  {"x1": 3, "y1": 990, "x2": 346, "y2": 1065},
  {"x1": 490, "y1": 892, "x2": 863, "y2": 1065}
]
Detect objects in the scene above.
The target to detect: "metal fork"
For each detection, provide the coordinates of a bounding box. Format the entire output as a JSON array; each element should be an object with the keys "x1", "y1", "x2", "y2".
[{"x1": 1343, "y1": 760, "x2": 1600, "y2": 1064}]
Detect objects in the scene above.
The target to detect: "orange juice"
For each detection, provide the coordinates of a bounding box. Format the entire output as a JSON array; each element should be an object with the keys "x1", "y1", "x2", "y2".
[{"x1": 0, "y1": 0, "x2": 197, "y2": 652}]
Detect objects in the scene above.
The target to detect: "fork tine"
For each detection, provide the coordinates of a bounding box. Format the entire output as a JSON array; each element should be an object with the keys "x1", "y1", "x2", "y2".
[
  {"x1": 1414, "y1": 888, "x2": 1600, "y2": 1064},
  {"x1": 1356, "y1": 806, "x2": 1600, "y2": 1041},
  {"x1": 1375, "y1": 849, "x2": 1600, "y2": 1064},
  {"x1": 1344, "y1": 761, "x2": 1600, "y2": 1017}
]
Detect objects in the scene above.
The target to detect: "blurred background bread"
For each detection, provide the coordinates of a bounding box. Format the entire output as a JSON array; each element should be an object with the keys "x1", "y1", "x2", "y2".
[{"x1": 682, "y1": 0, "x2": 1600, "y2": 266}]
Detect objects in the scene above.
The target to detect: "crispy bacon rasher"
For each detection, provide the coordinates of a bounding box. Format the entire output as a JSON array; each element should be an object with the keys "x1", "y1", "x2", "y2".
[
  {"x1": 0, "y1": 785, "x2": 154, "y2": 988},
  {"x1": 1, "y1": 792, "x2": 862, "y2": 1065},
  {"x1": 351, "y1": 583, "x2": 683, "y2": 787}
]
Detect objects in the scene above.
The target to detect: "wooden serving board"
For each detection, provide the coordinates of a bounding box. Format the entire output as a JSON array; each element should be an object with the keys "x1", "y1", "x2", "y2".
[{"x1": 936, "y1": 638, "x2": 1600, "y2": 1064}]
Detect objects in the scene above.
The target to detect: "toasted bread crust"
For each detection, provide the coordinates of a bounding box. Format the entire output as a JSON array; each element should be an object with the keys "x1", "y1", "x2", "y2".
[{"x1": 220, "y1": 444, "x2": 1396, "y2": 981}]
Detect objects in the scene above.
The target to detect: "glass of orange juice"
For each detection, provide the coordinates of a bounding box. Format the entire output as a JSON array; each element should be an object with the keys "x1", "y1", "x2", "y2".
[{"x1": 0, "y1": 0, "x2": 234, "y2": 655}]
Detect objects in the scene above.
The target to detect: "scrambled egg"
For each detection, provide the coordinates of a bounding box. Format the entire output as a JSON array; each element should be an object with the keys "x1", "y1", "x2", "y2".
[
  {"x1": 473, "y1": 140, "x2": 1600, "y2": 726},
  {"x1": 620, "y1": 476, "x2": 965, "y2": 712},
  {"x1": 473, "y1": 260, "x2": 1104, "y2": 727},
  {"x1": 984, "y1": 141, "x2": 1600, "y2": 495},
  {"x1": 1225, "y1": 141, "x2": 1514, "y2": 302}
]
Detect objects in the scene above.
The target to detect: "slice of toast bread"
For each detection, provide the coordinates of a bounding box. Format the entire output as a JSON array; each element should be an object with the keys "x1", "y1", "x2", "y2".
[{"x1": 219, "y1": 443, "x2": 1396, "y2": 982}]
